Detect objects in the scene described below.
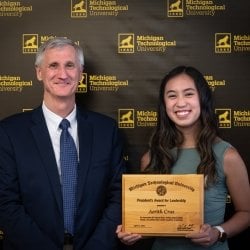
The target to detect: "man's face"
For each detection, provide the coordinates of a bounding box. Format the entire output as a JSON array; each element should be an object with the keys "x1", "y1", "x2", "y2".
[{"x1": 36, "y1": 45, "x2": 82, "y2": 100}]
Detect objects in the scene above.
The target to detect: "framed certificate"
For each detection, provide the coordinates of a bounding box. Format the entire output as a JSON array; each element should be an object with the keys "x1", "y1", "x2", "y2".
[{"x1": 122, "y1": 174, "x2": 204, "y2": 236}]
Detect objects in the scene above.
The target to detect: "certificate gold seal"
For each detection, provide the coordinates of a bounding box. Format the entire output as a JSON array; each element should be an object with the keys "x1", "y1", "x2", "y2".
[{"x1": 122, "y1": 174, "x2": 204, "y2": 236}]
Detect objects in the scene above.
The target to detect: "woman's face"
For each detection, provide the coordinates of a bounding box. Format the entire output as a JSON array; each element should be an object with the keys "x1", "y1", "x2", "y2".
[{"x1": 164, "y1": 73, "x2": 201, "y2": 131}]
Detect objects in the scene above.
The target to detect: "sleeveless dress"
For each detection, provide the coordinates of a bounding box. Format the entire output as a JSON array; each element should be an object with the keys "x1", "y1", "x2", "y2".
[{"x1": 151, "y1": 140, "x2": 231, "y2": 250}]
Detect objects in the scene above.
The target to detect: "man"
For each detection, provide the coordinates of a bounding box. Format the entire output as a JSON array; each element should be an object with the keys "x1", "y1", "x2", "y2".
[{"x1": 0, "y1": 37, "x2": 125, "y2": 250}]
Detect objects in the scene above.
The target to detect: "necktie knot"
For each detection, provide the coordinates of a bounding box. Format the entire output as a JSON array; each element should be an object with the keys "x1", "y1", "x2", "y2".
[{"x1": 59, "y1": 119, "x2": 70, "y2": 130}]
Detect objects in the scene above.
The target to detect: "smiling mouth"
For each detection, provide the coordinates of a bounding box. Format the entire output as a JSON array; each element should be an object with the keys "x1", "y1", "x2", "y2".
[
  {"x1": 176, "y1": 110, "x2": 190, "y2": 117},
  {"x1": 56, "y1": 81, "x2": 71, "y2": 85}
]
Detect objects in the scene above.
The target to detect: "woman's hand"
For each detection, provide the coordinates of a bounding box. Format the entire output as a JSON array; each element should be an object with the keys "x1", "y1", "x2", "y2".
[
  {"x1": 186, "y1": 224, "x2": 219, "y2": 247},
  {"x1": 116, "y1": 225, "x2": 142, "y2": 245}
]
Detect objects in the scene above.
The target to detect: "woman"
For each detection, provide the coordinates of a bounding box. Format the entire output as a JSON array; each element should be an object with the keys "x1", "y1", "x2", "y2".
[{"x1": 116, "y1": 66, "x2": 250, "y2": 249}]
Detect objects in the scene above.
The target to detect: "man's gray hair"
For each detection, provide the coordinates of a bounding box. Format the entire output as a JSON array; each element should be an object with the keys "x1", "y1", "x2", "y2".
[{"x1": 35, "y1": 37, "x2": 84, "y2": 67}]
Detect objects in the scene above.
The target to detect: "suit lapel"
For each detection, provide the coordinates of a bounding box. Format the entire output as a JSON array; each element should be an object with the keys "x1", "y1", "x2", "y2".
[
  {"x1": 30, "y1": 108, "x2": 93, "y2": 215},
  {"x1": 31, "y1": 108, "x2": 63, "y2": 214},
  {"x1": 76, "y1": 110, "x2": 93, "y2": 205}
]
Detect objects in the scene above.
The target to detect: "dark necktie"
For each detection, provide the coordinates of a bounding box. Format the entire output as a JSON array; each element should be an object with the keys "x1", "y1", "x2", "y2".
[{"x1": 59, "y1": 119, "x2": 78, "y2": 235}]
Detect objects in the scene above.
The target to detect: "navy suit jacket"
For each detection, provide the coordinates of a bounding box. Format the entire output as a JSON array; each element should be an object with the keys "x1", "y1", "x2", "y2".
[{"x1": 0, "y1": 106, "x2": 125, "y2": 250}]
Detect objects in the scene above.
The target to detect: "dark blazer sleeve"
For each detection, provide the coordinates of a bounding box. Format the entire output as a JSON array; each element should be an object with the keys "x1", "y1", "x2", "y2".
[{"x1": 0, "y1": 110, "x2": 62, "y2": 250}]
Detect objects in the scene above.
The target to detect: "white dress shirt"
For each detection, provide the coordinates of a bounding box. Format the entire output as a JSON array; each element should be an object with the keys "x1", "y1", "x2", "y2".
[{"x1": 42, "y1": 102, "x2": 79, "y2": 179}]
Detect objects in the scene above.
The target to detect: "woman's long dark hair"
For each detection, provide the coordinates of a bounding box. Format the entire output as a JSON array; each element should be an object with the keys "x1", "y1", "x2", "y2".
[{"x1": 144, "y1": 66, "x2": 219, "y2": 186}]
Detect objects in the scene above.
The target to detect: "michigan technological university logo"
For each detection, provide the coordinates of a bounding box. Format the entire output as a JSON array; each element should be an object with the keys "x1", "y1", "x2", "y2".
[
  {"x1": 23, "y1": 34, "x2": 38, "y2": 54},
  {"x1": 118, "y1": 34, "x2": 134, "y2": 53},
  {"x1": 118, "y1": 33, "x2": 176, "y2": 54},
  {"x1": 118, "y1": 109, "x2": 135, "y2": 128},
  {"x1": 167, "y1": 0, "x2": 183, "y2": 17},
  {"x1": 156, "y1": 185, "x2": 167, "y2": 196},
  {"x1": 167, "y1": 0, "x2": 226, "y2": 18},
  {"x1": 215, "y1": 33, "x2": 231, "y2": 53},
  {"x1": 71, "y1": 0, "x2": 87, "y2": 18},
  {"x1": 216, "y1": 109, "x2": 231, "y2": 128},
  {"x1": 77, "y1": 73, "x2": 87, "y2": 93}
]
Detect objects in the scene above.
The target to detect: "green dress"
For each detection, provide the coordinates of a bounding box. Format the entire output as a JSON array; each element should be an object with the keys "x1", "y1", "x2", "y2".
[{"x1": 151, "y1": 140, "x2": 230, "y2": 250}]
